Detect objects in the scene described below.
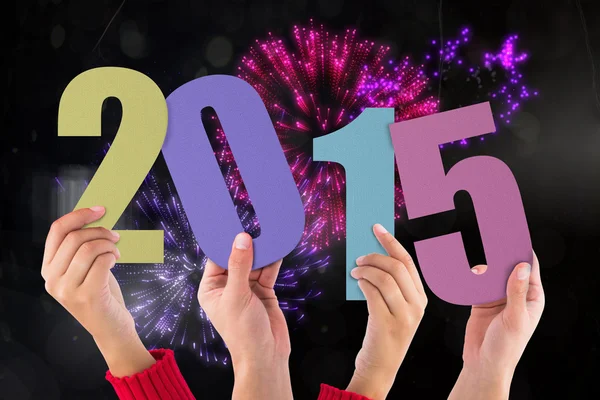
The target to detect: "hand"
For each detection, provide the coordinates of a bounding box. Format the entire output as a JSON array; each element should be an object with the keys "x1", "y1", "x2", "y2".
[
  {"x1": 448, "y1": 252, "x2": 545, "y2": 400},
  {"x1": 198, "y1": 233, "x2": 292, "y2": 400},
  {"x1": 41, "y1": 207, "x2": 155, "y2": 377},
  {"x1": 346, "y1": 224, "x2": 428, "y2": 400}
]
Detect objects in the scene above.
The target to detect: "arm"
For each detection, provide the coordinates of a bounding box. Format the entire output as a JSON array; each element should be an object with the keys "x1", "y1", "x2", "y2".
[
  {"x1": 448, "y1": 368, "x2": 511, "y2": 400},
  {"x1": 41, "y1": 207, "x2": 194, "y2": 399},
  {"x1": 232, "y1": 360, "x2": 293, "y2": 400}
]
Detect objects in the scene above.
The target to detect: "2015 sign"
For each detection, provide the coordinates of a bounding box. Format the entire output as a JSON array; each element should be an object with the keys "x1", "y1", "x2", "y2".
[{"x1": 58, "y1": 67, "x2": 532, "y2": 306}]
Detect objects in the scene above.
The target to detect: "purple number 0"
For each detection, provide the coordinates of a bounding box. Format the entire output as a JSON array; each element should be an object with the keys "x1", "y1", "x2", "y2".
[
  {"x1": 390, "y1": 102, "x2": 533, "y2": 305},
  {"x1": 163, "y1": 75, "x2": 305, "y2": 269}
]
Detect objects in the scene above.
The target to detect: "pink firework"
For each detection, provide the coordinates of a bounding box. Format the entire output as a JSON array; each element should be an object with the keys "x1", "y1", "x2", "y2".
[{"x1": 237, "y1": 21, "x2": 439, "y2": 249}]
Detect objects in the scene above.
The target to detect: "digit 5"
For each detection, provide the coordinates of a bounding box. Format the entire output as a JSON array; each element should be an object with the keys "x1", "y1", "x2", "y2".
[{"x1": 390, "y1": 102, "x2": 532, "y2": 305}]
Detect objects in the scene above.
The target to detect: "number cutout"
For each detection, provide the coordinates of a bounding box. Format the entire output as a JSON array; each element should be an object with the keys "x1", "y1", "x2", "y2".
[
  {"x1": 390, "y1": 102, "x2": 532, "y2": 305},
  {"x1": 58, "y1": 67, "x2": 166, "y2": 263},
  {"x1": 314, "y1": 108, "x2": 396, "y2": 300},
  {"x1": 163, "y1": 75, "x2": 305, "y2": 269}
]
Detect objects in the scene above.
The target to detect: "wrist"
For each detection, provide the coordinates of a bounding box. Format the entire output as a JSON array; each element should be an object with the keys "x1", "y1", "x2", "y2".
[
  {"x1": 232, "y1": 357, "x2": 292, "y2": 400},
  {"x1": 95, "y1": 332, "x2": 155, "y2": 378},
  {"x1": 463, "y1": 363, "x2": 514, "y2": 388},
  {"x1": 232, "y1": 348, "x2": 289, "y2": 374},
  {"x1": 450, "y1": 366, "x2": 513, "y2": 400},
  {"x1": 347, "y1": 368, "x2": 395, "y2": 400}
]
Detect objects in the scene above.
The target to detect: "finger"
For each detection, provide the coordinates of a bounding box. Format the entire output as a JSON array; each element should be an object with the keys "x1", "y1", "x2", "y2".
[
  {"x1": 65, "y1": 239, "x2": 120, "y2": 287},
  {"x1": 530, "y1": 250, "x2": 542, "y2": 287},
  {"x1": 356, "y1": 253, "x2": 420, "y2": 304},
  {"x1": 505, "y1": 262, "x2": 531, "y2": 320},
  {"x1": 357, "y1": 278, "x2": 390, "y2": 318},
  {"x1": 257, "y1": 259, "x2": 283, "y2": 289},
  {"x1": 249, "y1": 268, "x2": 261, "y2": 282},
  {"x1": 199, "y1": 259, "x2": 228, "y2": 295},
  {"x1": 351, "y1": 266, "x2": 405, "y2": 315},
  {"x1": 262, "y1": 300, "x2": 291, "y2": 351},
  {"x1": 108, "y1": 272, "x2": 125, "y2": 305},
  {"x1": 373, "y1": 223, "x2": 425, "y2": 294},
  {"x1": 203, "y1": 258, "x2": 226, "y2": 278},
  {"x1": 526, "y1": 250, "x2": 545, "y2": 306},
  {"x1": 43, "y1": 227, "x2": 120, "y2": 280},
  {"x1": 81, "y1": 253, "x2": 117, "y2": 292},
  {"x1": 225, "y1": 232, "x2": 253, "y2": 293},
  {"x1": 470, "y1": 264, "x2": 488, "y2": 275},
  {"x1": 43, "y1": 206, "x2": 106, "y2": 265}
]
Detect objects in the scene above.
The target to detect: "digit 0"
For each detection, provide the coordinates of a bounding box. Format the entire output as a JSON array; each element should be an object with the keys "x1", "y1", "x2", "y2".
[
  {"x1": 162, "y1": 75, "x2": 305, "y2": 269},
  {"x1": 58, "y1": 67, "x2": 166, "y2": 263}
]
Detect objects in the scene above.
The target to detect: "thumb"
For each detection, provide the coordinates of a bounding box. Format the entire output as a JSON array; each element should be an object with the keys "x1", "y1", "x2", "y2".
[
  {"x1": 225, "y1": 232, "x2": 253, "y2": 293},
  {"x1": 505, "y1": 262, "x2": 532, "y2": 323}
]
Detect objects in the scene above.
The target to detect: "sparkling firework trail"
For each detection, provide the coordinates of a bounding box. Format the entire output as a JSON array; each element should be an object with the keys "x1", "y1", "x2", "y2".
[{"x1": 425, "y1": 27, "x2": 538, "y2": 128}]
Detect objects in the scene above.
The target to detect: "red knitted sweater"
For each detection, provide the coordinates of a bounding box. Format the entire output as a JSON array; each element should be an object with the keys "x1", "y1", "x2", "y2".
[{"x1": 106, "y1": 349, "x2": 370, "y2": 400}]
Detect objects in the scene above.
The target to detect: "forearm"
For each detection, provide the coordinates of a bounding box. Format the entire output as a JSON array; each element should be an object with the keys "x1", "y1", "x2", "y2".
[
  {"x1": 448, "y1": 367, "x2": 512, "y2": 400},
  {"x1": 95, "y1": 332, "x2": 156, "y2": 378},
  {"x1": 232, "y1": 358, "x2": 293, "y2": 400}
]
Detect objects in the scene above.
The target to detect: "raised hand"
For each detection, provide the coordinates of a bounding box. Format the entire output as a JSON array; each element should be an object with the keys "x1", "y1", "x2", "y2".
[
  {"x1": 197, "y1": 232, "x2": 293, "y2": 400},
  {"x1": 449, "y1": 252, "x2": 545, "y2": 400},
  {"x1": 41, "y1": 207, "x2": 155, "y2": 377},
  {"x1": 346, "y1": 223, "x2": 428, "y2": 400}
]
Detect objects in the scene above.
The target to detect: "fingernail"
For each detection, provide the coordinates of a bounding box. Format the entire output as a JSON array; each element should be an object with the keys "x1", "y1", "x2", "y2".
[
  {"x1": 235, "y1": 233, "x2": 251, "y2": 250},
  {"x1": 350, "y1": 267, "x2": 360, "y2": 279},
  {"x1": 90, "y1": 206, "x2": 105, "y2": 213},
  {"x1": 356, "y1": 255, "x2": 365, "y2": 265},
  {"x1": 110, "y1": 230, "x2": 120, "y2": 239},
  {"x1": 115, "y1": 248, "x2": 121, "y2": 259},
  {"x1": 517, "y1": 263, "x2": 531, "y2": 280},
  {"x1": 373, "y1": 223, "x2": 387, "y2": 235},
  {"x1": 471, "y1": 265, "x2": 488, "y2": 275}
]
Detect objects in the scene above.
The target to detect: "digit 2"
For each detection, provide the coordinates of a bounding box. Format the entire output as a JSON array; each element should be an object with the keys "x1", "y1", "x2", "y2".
[{"x1": 58, "y1": 67, "x2": 166, "y2": 263}]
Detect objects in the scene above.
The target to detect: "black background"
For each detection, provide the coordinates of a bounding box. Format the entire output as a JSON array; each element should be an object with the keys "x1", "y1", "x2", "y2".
[{"x1": 2, "y1": 0, "x2": 600, "y2": 399}]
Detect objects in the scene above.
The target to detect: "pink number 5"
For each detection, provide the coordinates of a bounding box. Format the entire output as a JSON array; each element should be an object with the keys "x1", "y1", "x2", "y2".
[{"x1": 390, "y1": 102, "x2": 532, "y2": 305}]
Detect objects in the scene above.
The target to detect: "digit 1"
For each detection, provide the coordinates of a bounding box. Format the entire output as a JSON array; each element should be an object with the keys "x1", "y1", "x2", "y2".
[
  {"x1": 313, "y1": 108, "x2": 396, "y2": 300},
  {"x1": 58, "y1": 67, "x2": 166, "y2": 263},
  {"x1": 162, "y1": 75, "x2": 305, "y2": 269}
]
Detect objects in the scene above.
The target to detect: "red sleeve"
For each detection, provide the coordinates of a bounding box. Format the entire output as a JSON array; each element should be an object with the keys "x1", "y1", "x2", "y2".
[
  {"x1": 106, "y1": 349, "x2": 195, "y2": 400},
  {"x1": 318, "y1": 383, "x2": 372, "y2": 400}
]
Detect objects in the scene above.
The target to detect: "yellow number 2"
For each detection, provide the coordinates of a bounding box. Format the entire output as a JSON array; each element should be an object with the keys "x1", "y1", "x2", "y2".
[{"x1": 58, "y1": 67, "x2": 166, "y2": 263}]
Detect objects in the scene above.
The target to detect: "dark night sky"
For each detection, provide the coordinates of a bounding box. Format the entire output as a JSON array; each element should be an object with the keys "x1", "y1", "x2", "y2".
[{"x1": 2, "y1": 0, "x2": 600, "y2": 399}]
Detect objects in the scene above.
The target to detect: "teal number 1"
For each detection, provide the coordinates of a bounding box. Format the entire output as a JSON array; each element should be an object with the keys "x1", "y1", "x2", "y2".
[{"x1": 313, "y1": 108, "x2": 396, "y2": 300}]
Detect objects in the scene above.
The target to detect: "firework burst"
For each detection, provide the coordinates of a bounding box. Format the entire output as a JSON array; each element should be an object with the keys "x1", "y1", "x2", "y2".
[
  {"x1": 425, "y1": 28, "x2": 538, "y2": 131},
  {"x1": 238, "y1": 21, "x2": 439, "y2": 226}
]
